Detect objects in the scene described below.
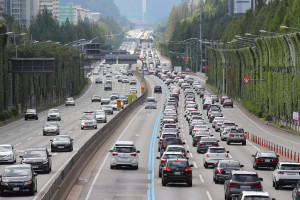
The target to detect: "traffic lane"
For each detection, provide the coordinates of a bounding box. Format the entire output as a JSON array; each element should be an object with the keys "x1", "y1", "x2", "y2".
[
  {"x1": 153, "y1": 78, "x2": 213, "y2": 200},
  {"x1": 73, "y1": 75, "x2": 165, "y2": 199},
  {"x1": 187, "y1": 88, "x2": 291, "y2": 199},
  {"x1": 0, "y1": 71, "x2": 140, "y2": 199}
]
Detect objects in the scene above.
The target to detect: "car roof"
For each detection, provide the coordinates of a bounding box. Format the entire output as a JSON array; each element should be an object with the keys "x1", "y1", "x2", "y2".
[
  {"x1": 6, "y1": 164, "x2": 32, "y2": 169},
  {"x1": 231, "y1": 170, "x2": 257, "y2": 175},
  {"x1": 240, "y1": 191, "x2": 270, "y2": 197},
  {"x1": 115, "y1": 141, "x2": 134, "y2": 146},
  {"x1": 163, "y1": 152, "x2": 183, "y2": 155},
  {"x1": 166, "y1": 158, "x2": 188, "y2": 162},
  {"x1": 167, "y1": 145, "x2": 184, "y2": 148},
  {"x1": 279, "y1": 162, "x2": 300, "y2": 165},
  {"x1": 25, "y1": 147, "x2": 47, "y2": 151}
]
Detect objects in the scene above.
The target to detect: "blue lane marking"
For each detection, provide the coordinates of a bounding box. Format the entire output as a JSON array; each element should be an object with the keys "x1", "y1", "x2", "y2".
[{"x1": 147, "y1": 76, "x2": 169, "y2": 200}]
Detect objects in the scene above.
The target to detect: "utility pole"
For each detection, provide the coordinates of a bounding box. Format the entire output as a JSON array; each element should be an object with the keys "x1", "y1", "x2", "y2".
[{"x1": 199, "y1": 0, "x2": 202, "y2": 73}]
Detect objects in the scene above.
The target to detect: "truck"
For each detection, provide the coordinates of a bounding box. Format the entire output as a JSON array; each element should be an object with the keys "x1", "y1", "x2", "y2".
[{"x1": 173, "y1": 66, "x2": 182, "y2": 74}]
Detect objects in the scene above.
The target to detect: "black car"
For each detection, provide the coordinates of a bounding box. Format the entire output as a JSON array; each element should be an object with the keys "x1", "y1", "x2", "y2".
[
  {"x1": 95, "y1": 78, "x2": 102, "y2": 84},
  {"x1": 154, "y1": 86, "x2": 162, "y2": 93},
  {"x1": 209, "y1": 112, "x2": 223, "y2": 123},
  {"x1": 252, "y1": 150, "x2": 279, "y2": 170},
  {"x1": 162, "y1": 159, "x2": 193, "y2": 187},
  {"x1": 20, "y1": 147, "x2": 52, "y2": 173},
  {"x1": 157, "y1": 152, "x2": 185, "y2": 177},
  {"x1": 91, "y1": 95, "x2": 101, "y2": 102},
  {"x1": 0, "y1": 164, "x2": 37, "y2": 196},
  {"x1": 197, "y1": 137, "x2": 219, "y2": 153},
  {"x1": 160, "y1": 138, "x2": 184, "y2": 154},
  {"x1": 192, "y1": 134, "x2": 209, "y2": 147},
  {"x1": 292, "y1": 180, "x2": 300, "y2": 200},
  {"x1": 213, "y1": 160, "x2": 243, "y2": 184},
  {"x1": 25, "y1": 109, "x2": 38, "y2": 120},
  {"x1": 51, "y1": 135, "x2": 73, "y2": 152},
  {"x1": 224, "y1": 170, "x2": 263, "y2": 200}
]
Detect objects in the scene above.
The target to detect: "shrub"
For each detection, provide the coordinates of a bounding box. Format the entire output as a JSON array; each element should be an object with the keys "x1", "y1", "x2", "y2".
[
  {"x1": 11, "y1": 107, "x2": 19, "y2": 116},
  {"x1": 0, "y1": 112, "x2": 5, "y2": 121},
  {"x1": 2, "y1": 110, "x2": 12, "y2": 119}
]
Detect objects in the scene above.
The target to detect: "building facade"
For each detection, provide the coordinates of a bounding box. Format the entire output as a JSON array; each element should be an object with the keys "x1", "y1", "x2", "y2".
[
  {"x1": 39, "y1": 0, "x2": 59, "y2": 21},
  {"x1": 58, "y1": 3, "x2": 72, "y2": 24}
]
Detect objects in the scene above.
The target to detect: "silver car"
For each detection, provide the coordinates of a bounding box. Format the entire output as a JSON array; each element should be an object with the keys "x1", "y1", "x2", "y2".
[
  {"x1": 220, "y1": 127, "x2": 231, "y2": 141},
  {"x1": 47, "y1": 109, "x2": 61, "y2": 121},
  {"x1": 109, "y1": 141, "x2": 140, "y2": 169},
  {"x1": 0, "y1": 145, "x2": 17, "y2": 164},
  {"x1": 94, "y1": 110, "x2": 107, "y2": 123},
  {"x1": 145, "y1": 97, "x2": 157, "y2": 109},
  {"x1": 226, "y1": 128, "x2": 246, "y2": 145},
  {"x1": 65, "y1": 97, "x2": 75, "y2": 106},
  {"x1": 80, "y1": 114, "x2": 97, "y2": 130},
  {"x1": 103, "y1": 105, "x2": 113, "y2": 114},
  {"x1": 110, "y1": 92, "x2": 119, "y2": 100},
  {"x1": 101, "y1": 96, "x2": 111, "y2": 105},
  {"x1": 43, "y1": 122, "x2": 60, "y2": 135}
]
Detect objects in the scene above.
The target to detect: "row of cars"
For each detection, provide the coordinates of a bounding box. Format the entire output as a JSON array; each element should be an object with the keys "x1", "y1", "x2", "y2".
[{"x1": 154, "y1": 69, "x2": 300, "y2": 199}]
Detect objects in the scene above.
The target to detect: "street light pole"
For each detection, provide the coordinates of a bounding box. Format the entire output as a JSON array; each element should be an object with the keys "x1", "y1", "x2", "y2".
[{"x1": 199, "y1": 0, "x2": 202, "y2": 73}]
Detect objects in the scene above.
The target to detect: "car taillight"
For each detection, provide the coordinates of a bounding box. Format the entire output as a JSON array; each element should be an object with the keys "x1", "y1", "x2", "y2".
[
  {"x1": 273, "y1": 158, "x2": 279, "y2": 162},
  {"x1": 221, "y1": 126, "x2": 225, "y2": 128},
  {"x1": 185, "y1": 168, "x2": 192, "y2": 172},
  {"x1": 112, "y1": 153, "x2": 118, "y2": 156},
  {"x1": 193, "y1": 130, "x2": 197, "y2": 132},
  {"x1": 298, "y1": 189, "x2": 300, "y2": 194},
  {"x1": 163, "y1": 167, "x2": 171, "y2": 172},
  {"x1": 241, "y1": 134, "x2": 246, "y2": 137},
  {"x1": 277, "y1": 171, "x2": 283, "y2": 174},
  {"x1": 199, "y1": 143, "x2": 205, "y2": 145},
  {"x1": 230, "y1": 102, "x2": 233, "y2": 104},
  {"x1": 205, "y1": 130, "x2": 209, "y2": 132},
  {"x1": 253, "y1": 183, "x2": 262, "y2": 188},
  {"x1": 130, "y1": 153, "x2": 137, "y2": 156},
  {"x1": 161, "y1": 160, "x2": 166, "y2": 164},
  {"x1": 162, "y1": 144, "x2": 166, "y2": 148},
  {"x1": 184, "y1": 153, "x2": 187, "y2": 157},
  {"x1": 81, "y1": 122, "x2": 85, "y2": 126},
  {"x1": 223, "y1": 132, "x2": 227, "y2": 135},
  {"x1": 213, "y1": 142, "x2": 219, "y2": 146},
  {"x1": 229, "y1": 182, "x2": 238, "y2": 188},
  {"x1": 206, "y1": 154, "x2": 209, "y2": 157},
  {"x1": 190, "y1": 126, "x2": 193, "y2": 129},
  {"x1": 226, "y1": 154, "x2": 229, "y2": 158},
  {"x1": 217, "y1": 169, "x2": 222, "y2": 174},
  {"x1": 160, "y1": 139, "x2": 163, "y2": 141},
  {"x1": 256, "y1": 158, "x2": 263, "y2": 162},
  {"x1": 210, "y1": 116, "x2": 213, "y2": 118},
  {"x1": 229, "y1": 134, "x2": 234, "y2": 137}
]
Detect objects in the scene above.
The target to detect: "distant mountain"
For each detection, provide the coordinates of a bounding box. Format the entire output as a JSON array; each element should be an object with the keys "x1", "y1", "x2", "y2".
[
  {"x1": 60, "y1": 0, "x2": 121, "y2": 19},
  {"x1": 114, "y1": 0, "x2": 189, "y2": 22}
]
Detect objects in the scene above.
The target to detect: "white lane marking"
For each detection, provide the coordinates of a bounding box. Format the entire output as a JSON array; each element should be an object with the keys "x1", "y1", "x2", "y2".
[
  {"x1": 85, "y1": 106, "x2": 144, "y2": 200},
  {"x1": 235, "y1": 105, "x2": 300, "y2": 146},
  {"x1": 15, "y1": 143, "x2": 21, "y2": 146},
  {"x1": 184, "y1": 139, "x2": 187, "y2": 143},
  {"x1": 247, "y1": 140, "x2": 260, "y2": 151},
  {"x1": 68, "y1": 131, "x2": 72, "y2": 134},
  {"x1": 136, "y1": 134, "x2": 139, "y2": 137},
  {"x1": 31, "y1": 124, "x2": 34, "y2": 126},
  {"x1": 229, "y1": 154, "x2": 232, "y2": 158},
  {"x1": 38, "y1": 132, "x2": 42, "y2": 135},
  {"x1": 75, "y1": 126, "x2": 78, "y2": 130},
  {"x1": 199, "y1": 174, "x2": 204, "y2": 183},
  {"x1": 9, "y1": 132, "x2": 14, "y2": 136},
  {"x1": 52, "y1": 153, "x2": 57, "y2": 156},
  {"x1": 193, "y1": 161, "x2": 198, "y2": 168},
  {"x1": 186, "y1": 145, "x2": 190, "y2": 149},
  {"x1": 27, "y1": 137, "x2": 34, "y2": 141},
  {"x1": 183, "y1": 133, "x2": 185, "y2": 137},
  {"x1": 20, "y1": 128, "x2": 25, "y2": 131},
  {"x1": 206, "y1": 191, "x2": 213, "y2": 200},
  {"x1": 190, "y1": 153, "x2": 193, "y2": 158},
  {"x1": 181, "y1": 125, "x2": 184, "y2": 127}
]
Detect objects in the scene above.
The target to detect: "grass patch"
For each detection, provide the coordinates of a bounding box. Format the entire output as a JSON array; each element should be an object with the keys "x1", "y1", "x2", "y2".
[
  {"x1": 205, "y1": 83, "x2": 225, "y2": 97},
  {"x1": 270, "y1": 122, "x2": 300, "y2": 135}
]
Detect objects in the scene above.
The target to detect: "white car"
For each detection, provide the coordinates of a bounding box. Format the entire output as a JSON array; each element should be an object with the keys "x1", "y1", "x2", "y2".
[
  {"x1": 232, "y1": 191, "x2": 275, "y2": 200},
  {"x1": 220, "y1": 127, "x2": 231, "y2": 141},
  {"x1": 65, "y1": 97, "x2": 75, "y2": 106},
  {"x1": 109, "y1": 141, "x2": 140, "y2": 169},
  {"x1": 145, "y1": 97, "x2": 157, "y2": 109},
  {"x1": 94, "y1": 110, "x2": 107, "y2": 123},
  {"x1": 272, "y1": 162, "x2": 300, "y2": 190},
  {"x1": 203, "y1": 147, "x2": 229, "y2": 168},
  {"x1": 0, "y1": 145, "x2": 17, "y2": 164},
  {"x1": 47, "y1": 109, "x2": 61, "y2": 121}
]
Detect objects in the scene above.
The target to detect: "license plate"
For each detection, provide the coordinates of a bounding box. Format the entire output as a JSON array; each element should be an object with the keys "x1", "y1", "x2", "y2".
[
  {"x1": 174, "y1": 172, "x2": 181, "y2": 175},
  {"x1": 287, "y1": 173, "x2": 296, "y2": 175},
  {"x1": 240, "y1": 185, "x2": 251, "y2": 189},
  {"x1": 265, "y1": 159, "x2": 270, "y2": 162},
  {"x1": 58, "y1": 146, "x2": 64, "y2": 148},
  {"x1": 13, "y1": 187, "x2": 19, "y2": 191},
  {"x1": 235, "y1": 135, "x2": 240, "y2": 137},
  {"x1": 32, "y1": 165, "x2": 38, "y2": 168}
]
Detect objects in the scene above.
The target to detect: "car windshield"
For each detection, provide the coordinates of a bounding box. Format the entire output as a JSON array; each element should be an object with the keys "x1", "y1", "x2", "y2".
[
  {"x1": 54, "y1": 136, "x2": 70, "y2": 141},
  {"x1": 95, "y1": 111, "x2": 105, "y2": 115},
  {"x1": 201, "y1": 138, "x2": 217, "y2": 142},
  {"x1": 26, "y1": 109, "x2": 35, "y2": 113},
  {"x1": 103, "y1": 105, "x2": 112, "y2": 109},
  {"x1": 147, "y1": 98, "x2": 155, "y2": 102},
  {"x1": 163, "y1": 154, "x2": 184, "y2": 159},
  {"x1": 224, "y1": 123, "x2": 235, "y2": 126},
  {"x1": 49, "y1": 109, "x2": 58, "y2": 113},
  {"x1": 219, "y1": 162, "x2": 240, "y2": 168},
  {"x1": 93, "y1": 96, "x2": 100, "y2": 98},
  {"x1": 164, "y1": 125, "x2": 176, "y2": 128},
  {"x1": 210, "y1": 148, "x2": 226, "y2": 153},
  {"x1": 102, "y1": 97, "x2": 110, "y2": 100},
  {"x1": 232, "y1": 174, "x2": 259, "y2": 182},
  {"x1": 45, "y1": 123, "x2": 57, "y2": 127},
  {"x1": 237, "y1": 129, "x2": 245, "y2": 133},
  {"x1": 244, "y1": 197, "x2": 269, "y2": 200},
  {"x1": 0, "y1": 146, "x2": 12, "y2": 152},
  {"x1": 280, "y1": 164, "x2": 300, "y2": 170},
  {"x1": 258, "y1": 151, "x2": 276, "y2": 157},
  {"x1": 165, "y1": 139, "x2": 182, "y2": 145},
  {"x1": 67, "y1": 98, "x2": 73, "y2": 101},
  {"x1": 168, "y1": 161, "x2": 188, "y2": 168},
  {"x1": 114, "y1": 147, "x2": 136, "y2": 153},
  {"x1": 24, "y1": 150, "x2": 47, "y2": 158},
  {"x1": 212, "y1": 113, "x2": 222, "y2": 116},
  {"x1": 4, "y1": 168, "x2": 31, "y2": 177},
  {"x1": 224, "y1": 99, "x2": 232, "y2": 102},
  {"x1": 230, "y1": 129, "x2": 237, "y2": 133}
]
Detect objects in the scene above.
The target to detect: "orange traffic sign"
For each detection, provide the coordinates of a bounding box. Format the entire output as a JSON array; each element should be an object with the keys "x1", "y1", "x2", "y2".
[
  {"x1": 117, "y1": 100, "x2": 122, "y2": 109},
  {"x1": 141, "y1": 87, "x2": 145, "y2": 93}
]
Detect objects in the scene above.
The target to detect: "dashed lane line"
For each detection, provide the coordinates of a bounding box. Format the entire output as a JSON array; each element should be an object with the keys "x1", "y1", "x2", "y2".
[{"x1": 199, "y1": 174, "x2": 204, "y2": 183}]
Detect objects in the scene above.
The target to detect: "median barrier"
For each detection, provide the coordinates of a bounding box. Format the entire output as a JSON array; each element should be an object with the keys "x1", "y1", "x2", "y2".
[{"x1": 38, "y1": 71, "x2": 150, "y2": 200}]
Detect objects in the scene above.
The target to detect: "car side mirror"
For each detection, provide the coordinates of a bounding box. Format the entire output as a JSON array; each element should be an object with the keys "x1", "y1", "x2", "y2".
[
  {"x1": 227, "y1": 151, "x2": 230, "y2": 153},
  {"x1": 137, "y1": 150, "x2": 140, "y2": 153},
  {"x1": 259, "y1": 178, "x2": 263, "y2": 181},
  {"x1": 156, "y1": 156, "x2": 160, "y2": 159},
  {"x1": 19, "y1": 156, "x2": 23, "y2": 158},
  {"x1": 157, "y1": 136, "x2": 159, "y2": 139},
  {"x1": 71, "y1": 139, "x2": 74, "y2": 141},
  {"x1": 187, "y1": 150, "x2": 190, "y2": 153},
  {"x1": 33, "y1": 173, "x2": 38, "y2": 177},
  {"x1": 0, "y1": 175, "x2": 2, "y2": 178},
  {"x1": 182, "y1": 142, "x2": 185, "y2": 145},
  {"x1": 49, "y1": 155, "x2": 52, "y2": 157},
  {"x1": 178, "y1": 127, "x2": 181, "y2": 129},
  {"x1": 189, "y1": 164, "x2": 193, "y2": 167},
  {"x1": 232, "y1": 198, "x2": 238, "y2": 200},
  {"x1": 277, "y1": 155, "x2": 280, "y2": 157},
  {"x1": 240, "y1": 165, "x2": 244, "y2": 168},
  {"x1": 251, "y1": 155, "x2": 255, "y2": 157},
  {"x1": 217, "y1": 140, "x2": 219, "y2": 142},
  {"x1": 50, "y1": 140, "x2": 53, "y2": 142}
]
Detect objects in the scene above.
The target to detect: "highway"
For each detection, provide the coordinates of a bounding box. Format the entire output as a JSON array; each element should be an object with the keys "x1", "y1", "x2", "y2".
[{"x1": 0, "y1": 62, "x2": 141, "y2": 199}]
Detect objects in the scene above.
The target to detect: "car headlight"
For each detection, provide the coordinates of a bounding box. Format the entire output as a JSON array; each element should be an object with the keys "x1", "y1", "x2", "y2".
[
  {"x1": 42, "y1": 160, "x2": 48, "y2": 164},
  {"x1": 24, "y1": 180, "x2": 33, "y2": 185},
  {"x1": 1, "y1": 181, "x2": 8, "y2": 186},
  {"x1": 81, "y1": 122, "x2": 85, "y2": 126}
]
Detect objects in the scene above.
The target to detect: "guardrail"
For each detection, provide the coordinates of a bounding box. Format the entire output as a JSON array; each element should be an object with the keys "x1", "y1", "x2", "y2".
[{"x1": 38, "y1": 71, "x2": 150, "y2": 200}]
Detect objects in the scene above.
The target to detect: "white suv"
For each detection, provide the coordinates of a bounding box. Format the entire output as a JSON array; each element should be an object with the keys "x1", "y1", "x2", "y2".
[
  {"x1": 109, "y1": 141, "x2": 140, "y2": 169},
  {"x1": 272, "y1": 162, "x2": 300, "y2": 190}
]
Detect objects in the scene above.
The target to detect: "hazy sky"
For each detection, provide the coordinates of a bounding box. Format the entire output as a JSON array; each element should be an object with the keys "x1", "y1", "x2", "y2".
[{"x1": 114, "y1": 0, "x2": 185, "y2": 22}]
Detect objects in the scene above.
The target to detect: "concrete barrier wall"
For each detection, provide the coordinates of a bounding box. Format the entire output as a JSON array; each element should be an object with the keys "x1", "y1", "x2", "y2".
[{"x1": 37, "y1": 72, "x2": 150, "y2": 200}]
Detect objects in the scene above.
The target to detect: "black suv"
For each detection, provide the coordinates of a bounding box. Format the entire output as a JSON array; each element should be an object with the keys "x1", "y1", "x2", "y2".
[
  {"x1": 252, "y1": 150, "x2": 279, "y2": 170},
  {"x1": 162, "y1": 159, "x2": 193, "y2": 187},
  {"x1": 25, "y1": 109, "x2": 38, "y2": 120},
  {"x1": 0, "y1": 164, "x2": 37, "y2": 196},
  {"x1": 213, "y1": 160, "x2": 243, "y2": 184},
  {"x1": 154, "y1": 86, "x2": 162, "y2": 93},
  {"x1": 20, "y1": 147, "x2": 52, "y2": 173},
  {"x1": 224, "y1": 170, "x2": 263, "y2": 200},
  {"x1": 197, "y1": 137, "x2": 219, "y2": 153},
  {"x1": 160, "y1": 138, "x2": 184, "y2": 154}
]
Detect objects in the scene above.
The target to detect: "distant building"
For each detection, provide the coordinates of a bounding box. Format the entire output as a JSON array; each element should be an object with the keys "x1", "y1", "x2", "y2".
[
  {"x1": 72, "y1": 5, "x2": 91, "y2": 24},
  {"x1": 90, "y1": 12, "x2": 100, "y2": 22},
  {"x1": 228, "y1": 0, "x2": 255, "y2": 16},
  {"x1": 59, "y1": 3, "x2": 72, "y2": 24},
  {"x1": 39, "y1": 0, "x2": 59, "y2": 21}
]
